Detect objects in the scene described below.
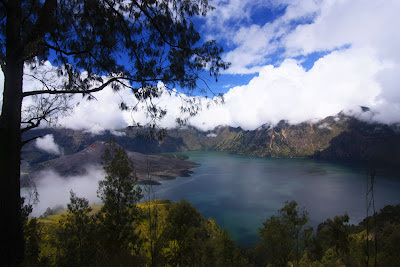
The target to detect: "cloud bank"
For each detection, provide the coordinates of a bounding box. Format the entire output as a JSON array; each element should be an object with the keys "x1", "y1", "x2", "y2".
[
  {"x1": 189, "y1": 48, "x2": 386, "y2": 130},
  {"x1": 125, "y1": 47, "x2": 384, "y2": 131},
  {"x1": 35, "y1": 134, "x2": 62, "y2": 155},
  {"x1": 22, "y1": 166, "x2": 105, "y2": 217},
  {"x1": 193, "y1": 0, "x2": 400, "y2": 129}
]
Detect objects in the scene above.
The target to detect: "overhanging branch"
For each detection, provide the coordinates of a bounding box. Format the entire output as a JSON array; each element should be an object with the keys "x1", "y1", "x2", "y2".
[
  {"x1": 42, "y1": 42, "x2": 90, "y2": 56},
  {"x1": 22, "y1": 76, "x2": 120, "y2": 98},
  {"x1": 21, "y1": 135, "x2": 42, "y2": 147},
  {"x1": 21, "y1": 120, "x2": 41, "y2": 133},
  {"x1": 22, "y1": 76, "x2": 175, "y2": 98}
]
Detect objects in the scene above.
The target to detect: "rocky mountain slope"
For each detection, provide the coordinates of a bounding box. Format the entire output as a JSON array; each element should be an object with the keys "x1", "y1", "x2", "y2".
[
  {"x1": 163, "y1": 114, "x2": 400, "y2": 164},
  {"x1": 22, "y1": 114, "x2": 400, "y2": 167},
  {"x1": 22, "y1": 141, "x2": 198, "y2": 186}
]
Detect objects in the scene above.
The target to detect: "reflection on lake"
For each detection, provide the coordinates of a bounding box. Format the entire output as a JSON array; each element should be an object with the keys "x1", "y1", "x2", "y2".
[{"x1": 152, "y1": 151, "x2": 400, "y2": 246}]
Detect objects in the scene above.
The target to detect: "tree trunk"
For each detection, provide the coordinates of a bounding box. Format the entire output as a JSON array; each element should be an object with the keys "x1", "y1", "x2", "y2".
[{"x1": 0, "y1": 0, "x2": 24, "y2": 264}]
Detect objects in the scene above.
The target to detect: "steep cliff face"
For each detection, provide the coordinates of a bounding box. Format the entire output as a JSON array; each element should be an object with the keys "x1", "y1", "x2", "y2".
[
  {"x1": 22, "y1": 114, "x2": 400, "y2": 166},
  {"x1": 162, "y1": 114, "x2": 400, "y2": 164},
  {"x1": 314, "y1": 119, "x2": 400, "y2": 164},
  {"x1": 180, "y1": 115, "x2": 347, "y2": 158}
]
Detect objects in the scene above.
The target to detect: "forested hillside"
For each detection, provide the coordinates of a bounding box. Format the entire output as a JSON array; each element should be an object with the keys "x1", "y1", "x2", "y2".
[{"x1": 23, "y1": 198, "x2": 400, "y2": 266}]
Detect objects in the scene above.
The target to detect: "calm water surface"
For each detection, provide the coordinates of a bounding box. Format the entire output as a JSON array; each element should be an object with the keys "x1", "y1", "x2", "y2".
[{"x1": 152, "y1": 151, "x2": 400, "y2": 246}]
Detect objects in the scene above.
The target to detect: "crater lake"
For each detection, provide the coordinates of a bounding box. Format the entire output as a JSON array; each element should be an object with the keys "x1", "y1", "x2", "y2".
[{"x1": 151, "y1": 151, "x2": 400, "y2": 246}]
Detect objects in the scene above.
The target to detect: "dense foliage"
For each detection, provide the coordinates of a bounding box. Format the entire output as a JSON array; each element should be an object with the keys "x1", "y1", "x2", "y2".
[
  {"x1": 24, "y1": 199, "x2": 247, "y2": 266},
  {"x1": 23, "y1": 198, "x2": 400, "y2": 266}
]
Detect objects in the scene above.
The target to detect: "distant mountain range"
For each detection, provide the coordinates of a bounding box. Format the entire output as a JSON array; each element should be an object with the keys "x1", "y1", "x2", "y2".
[{"x1": 22, "y1": 114, "x2": 400, "y2": 173}]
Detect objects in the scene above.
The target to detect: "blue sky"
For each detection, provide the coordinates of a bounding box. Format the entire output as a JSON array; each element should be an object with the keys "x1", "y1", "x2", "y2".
[
  {"x1": 12, "y1": 0, "x2": 400, "y2": 133},
  {"x1": 195, "y1": 1, "x2": 351, "y2": 94},
  {"x1": 195, "y1": 1, "x2": 290, "y2": 94}
]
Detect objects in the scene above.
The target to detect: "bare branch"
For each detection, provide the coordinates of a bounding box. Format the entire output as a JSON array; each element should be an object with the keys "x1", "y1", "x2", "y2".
[
  {"x1": 24, "y1": 73, "x2": 58, "y2": 92},
  {"x1": 22, "y1": 76, "x2": 177, "y2": 98},
  {"x1": 21, "y1": 135, "x2": 42, "y2": 147},
  {"x1": 21, "y1": 86, "x2": 73, "y2": 133},
  {"x1": 20, "y1": 119, "x2": 41, "y2": 133},
  {"x1": 21, "y1": 104, "x2": 59, "y2": 133},
  {"x1": 22, "y1": 76, "x2": 120, "y2": 98},
  {"x1": 41, "y1": 42, "x2": 90, "y2": 56}
]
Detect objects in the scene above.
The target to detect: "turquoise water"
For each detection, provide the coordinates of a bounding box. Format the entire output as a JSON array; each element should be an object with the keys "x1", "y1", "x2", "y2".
[{"x1": 152, "y1": 151, "x2": 400, "y2": 246}]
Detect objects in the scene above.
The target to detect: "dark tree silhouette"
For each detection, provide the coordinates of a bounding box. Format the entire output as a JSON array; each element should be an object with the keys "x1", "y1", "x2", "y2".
[
  {"x1": 0, "y1": 0, "x2": 228, "y2": 263},
  {"x1": 255, "y1": 201, "x2": 311, "y2": 266},
  {"x1": 96, "y1": 140, "x2": 144, "y2": 263},
  {"x1": 55, "y1": 191, "x2": 95, "y2": 266}
]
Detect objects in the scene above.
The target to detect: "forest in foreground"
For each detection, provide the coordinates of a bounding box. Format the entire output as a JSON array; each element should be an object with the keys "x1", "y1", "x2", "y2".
[{"x1": 22, "y1": 197, "x2": 400, "y2": 266}]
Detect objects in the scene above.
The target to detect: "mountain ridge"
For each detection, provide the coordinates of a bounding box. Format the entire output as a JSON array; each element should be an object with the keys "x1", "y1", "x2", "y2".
[{"x1": 22, "y1": 114, "x2": 400, "y2": 168}]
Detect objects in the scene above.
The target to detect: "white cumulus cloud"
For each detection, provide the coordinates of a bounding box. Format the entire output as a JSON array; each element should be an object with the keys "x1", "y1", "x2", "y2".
[
  {"x1": 188, "y1": 48, "x2": 385, "y2": 130},
  {"x1": 56, "y1": 86, "x2": 134, "y2": 134},
  {"x1": 35, "y1": 134, "x2": 61, "y2": 155}
]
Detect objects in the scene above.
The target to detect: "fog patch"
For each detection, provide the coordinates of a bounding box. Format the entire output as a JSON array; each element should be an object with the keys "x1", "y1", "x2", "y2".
[
  {"x1": 111, "y1": 130, "x2": 126, "y2": 136},
  {"x1": 35, "y1": 134, "x2": 61, "y2": 155},
  {"x1": 206, "y1": 133, "x2": 217, "y2": 138},
  {"x1": 318, "y1": 123, "x2": 332, "y2": 130},
  {"x1": 24, "y1": 165, "x2": 105, "y2": 217}
]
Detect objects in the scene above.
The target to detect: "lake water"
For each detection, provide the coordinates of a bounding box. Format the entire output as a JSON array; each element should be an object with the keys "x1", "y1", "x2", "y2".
[{"x1": 151, "y1": 151, "x2": 400, "y2": 246}]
